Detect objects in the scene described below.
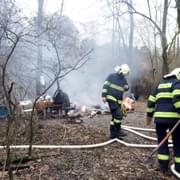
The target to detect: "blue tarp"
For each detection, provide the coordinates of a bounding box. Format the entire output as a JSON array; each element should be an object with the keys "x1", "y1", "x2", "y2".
[{"x1": 0, "y1": 105, "x2": 8, "y2": 118}]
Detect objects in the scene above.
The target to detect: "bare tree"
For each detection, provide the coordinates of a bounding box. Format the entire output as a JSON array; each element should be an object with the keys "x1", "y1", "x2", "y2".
[
  {"x1": 104, "y1": 0, "x2": 180, "y2": 76},
  {"x1": 0, "y1": 1, "x2": 32, "y2": 178},
  {"x1": 175, "y1": 0, "x2": 180, "y2": 57},
  {"x1": 120, "y1": 0, "x2": 175, "y2": 75},
  {"x1": 106, "y1": 0, "x2": 129, "y2": 58},
  {"x1": 28, "y1": 11, "x2": 94, "y2": 155},
  {"x1": 28, "y1": 44, "x2": 93, "y2": 155},
  {"x1": 128, "y1": 0, "x2": 134, "y2": 66},
  {"x1": 161, "y1": 0, "x2": 169, "y2": 74},
  {"x1": 0, "y1": 1, "x2": 94, "y2": 177},
  {"x1": 176, "y1": 0, "x2": 180, "y2": 30},
  {"x1": 36, "y1": 0, "x2": 45, "y2": 96}
]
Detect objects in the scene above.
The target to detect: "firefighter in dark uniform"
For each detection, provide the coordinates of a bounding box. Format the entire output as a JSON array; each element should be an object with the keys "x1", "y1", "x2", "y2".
[
  {"x1": 146, "y1": 68, "x2": 180, "y2": 178},
  {"x1": 102, "y1": 64, "x2": 130, "y2": 139}
]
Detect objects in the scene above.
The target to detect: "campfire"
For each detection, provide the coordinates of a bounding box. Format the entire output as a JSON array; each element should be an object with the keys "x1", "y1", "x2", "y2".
[{"x1": 67, "y1": 97, "x2": 135, "y2": 121}]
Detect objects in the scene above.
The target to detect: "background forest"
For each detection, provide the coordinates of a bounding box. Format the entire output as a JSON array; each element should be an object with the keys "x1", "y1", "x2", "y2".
[{"x1": 0, "y1": 0, "x2": 180, "y2": 179}]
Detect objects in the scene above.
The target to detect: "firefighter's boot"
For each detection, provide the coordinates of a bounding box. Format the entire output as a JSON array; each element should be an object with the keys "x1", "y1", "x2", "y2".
[
  {"x1": 119, "y1": 130, "x2": 127, "y2": 137},
  {"x1": 114, "y1": 124, "x2": 124, "y2": 140},
  {"x1": 119, "y1": 126, "x2": 127, "y2": 137},
  {"x1": 110, "y1": 125, "x2": 119, "y2": 139}
]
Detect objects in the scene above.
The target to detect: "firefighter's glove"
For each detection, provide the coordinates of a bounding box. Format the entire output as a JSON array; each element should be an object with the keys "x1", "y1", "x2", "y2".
[
  {"x1": 102, "y1": 97, "x2": 107, "y2": 103},
  {"x1": 121, "y1": 104, "x2": 127, "y2": 117},
  {"x1": 146, "y1": 116, "x2": 152, "y2": 126}
]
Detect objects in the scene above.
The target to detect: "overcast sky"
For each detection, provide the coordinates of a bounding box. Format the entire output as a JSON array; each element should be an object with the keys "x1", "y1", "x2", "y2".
[
  {"x1": 15, "y1": 0, "x2": 101, "y2": 21},
  {"x1": 15, "y1": 0, "x2": 110, "y2": 45}
]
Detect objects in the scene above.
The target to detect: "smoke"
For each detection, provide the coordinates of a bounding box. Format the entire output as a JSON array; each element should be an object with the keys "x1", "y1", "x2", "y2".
[
  {"x1": 9, "y1": 38, "x2": 150, "y2": 105},
  {"x1": 57, "y1": 44, "x2": 146, "y2": 106},
  {"x1": 61, "y1": 58, "x2": 104, "y2": 106},
  {"x1": 58, "y1": 45, "x2": 151, "y2": 106}
]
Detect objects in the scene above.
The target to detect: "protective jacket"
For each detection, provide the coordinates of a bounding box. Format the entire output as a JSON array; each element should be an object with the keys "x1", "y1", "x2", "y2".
[
  {"x1": 146, "y1": 76, "x2": 180, "y2": 123},
  {"x1": 102, "y1": 73, "x2": 128, "y2": 104},
  {"x1": 102, "y1": 72, "x2": 129, "y2": 139}
]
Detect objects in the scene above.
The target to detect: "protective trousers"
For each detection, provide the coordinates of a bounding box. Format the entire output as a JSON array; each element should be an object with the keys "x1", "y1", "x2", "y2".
[
  {"x1": 156, "y1": 122, "x2": 180, "y2": 172},
  {"x1": 108, "y1": 101, "x2": 123, "y2": 138}
]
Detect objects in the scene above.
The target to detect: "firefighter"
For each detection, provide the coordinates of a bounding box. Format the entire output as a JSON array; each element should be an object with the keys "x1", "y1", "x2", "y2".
[
  {"x1": 146, "y1": 68, "x2": 180, "y2": 178},
  {"x1": 102, "y1": 64, "x2": 130, "y2": 139}
]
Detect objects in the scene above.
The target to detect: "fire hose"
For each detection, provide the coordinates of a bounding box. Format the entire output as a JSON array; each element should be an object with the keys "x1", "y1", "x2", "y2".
[
  {"x1": 0, "y1": 125, "x2": 173, "y2": 149},
  {"x1": 122, "y1": 125, "x2": 155, "y2": 132}
]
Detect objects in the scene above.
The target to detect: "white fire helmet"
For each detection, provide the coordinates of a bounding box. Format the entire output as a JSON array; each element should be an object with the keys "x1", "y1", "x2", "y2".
[
  {"x1": 164, "y1": 68, "x2": 180, "y2": 80},
  {"x1": 114, "y1": 64, "x2": 130, "y2": 76}
]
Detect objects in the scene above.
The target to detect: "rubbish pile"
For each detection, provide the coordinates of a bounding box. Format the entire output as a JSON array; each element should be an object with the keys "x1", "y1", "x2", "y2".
[{"x1": 16, "y1": 95, "x2": 135, "y2": 122}]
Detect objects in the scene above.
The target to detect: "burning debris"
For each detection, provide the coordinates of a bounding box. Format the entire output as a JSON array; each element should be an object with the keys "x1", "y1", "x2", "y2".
[
  {"x1": 66, "y1": 98, "x2": 135, "y2": 121},
  {"x1": 67, "y1": 104, "x2": 104, "y2": 120},
  {"x1": 17, "y1": 93, "x2": 135, "y2": 122}
]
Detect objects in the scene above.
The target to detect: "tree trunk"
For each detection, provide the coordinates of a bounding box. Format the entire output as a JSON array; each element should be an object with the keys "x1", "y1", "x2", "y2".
[
  {"x1": 36, "y1": 0, "x2": 44, "y2": 96},
  {"x1": 176, "y1": 0, "x2": 180, "y2": 30},
  {"x1": 128, "y1": 0, "x2": 134, "y2": 66},
  {"x1": 161, "y1": 0, "x2": 169, "y2": 75}
]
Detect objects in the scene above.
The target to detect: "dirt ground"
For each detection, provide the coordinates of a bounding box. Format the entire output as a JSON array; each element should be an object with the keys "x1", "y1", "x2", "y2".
[{"x1": 0, "y1": 101, "x2": 178, "y2": 180}]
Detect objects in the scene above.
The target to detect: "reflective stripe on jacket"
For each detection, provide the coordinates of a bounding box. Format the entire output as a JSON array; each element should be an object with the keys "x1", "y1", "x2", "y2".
[
  {"x1": 146, "y1": 77, "x2": 180, "y2": 122},
  {"x1": 102, "y1": 73, "x2": 128, "y2": 102}
]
